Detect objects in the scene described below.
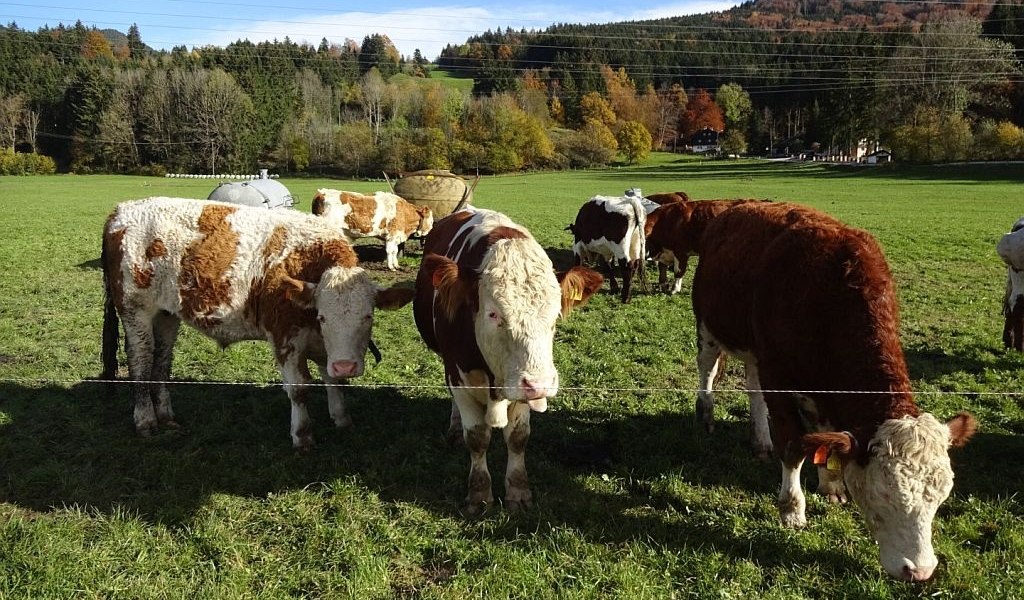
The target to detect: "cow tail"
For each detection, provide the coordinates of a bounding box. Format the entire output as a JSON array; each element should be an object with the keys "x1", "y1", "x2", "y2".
[
  {"x1": 100, "y1": 237, "x2": 120, "y2": 390},
  {"x1": 628, "y1": 195, "x2": 649, "y2": 291}
]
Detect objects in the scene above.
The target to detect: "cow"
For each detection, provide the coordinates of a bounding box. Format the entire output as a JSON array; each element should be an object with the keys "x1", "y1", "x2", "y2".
[
  {"x1": 100, "y1": 197, "x2": 415, "y2": 449},
  {"x1": 567, "y1": 192, "x2": 648, "y2": 303},
  {"x1": 311, "y1": 189, "x2": 434, "y2": 270},
  {"x1": 996, "y1": 216, "x2": 1024, "y2": 350},
  {"x1": 413, "y1": 207, "x2": 603, "y2": 514},
  {"x1": 691, "y1": 201, "x2": 975, "y2": 582},
  {"x1": 644, "y1": 199, "x2": 757, "y2": 295},
  {"x1": 644, "y1": 191, "x2": 690, "y2": 205}
]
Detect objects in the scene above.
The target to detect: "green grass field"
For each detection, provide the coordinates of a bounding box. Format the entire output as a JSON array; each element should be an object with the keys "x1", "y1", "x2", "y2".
[{"x1": 2, "y1": 154, "x2": 1024, "y2": 598}]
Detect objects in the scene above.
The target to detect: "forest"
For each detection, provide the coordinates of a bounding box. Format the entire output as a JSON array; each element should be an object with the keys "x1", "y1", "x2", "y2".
[{"x1": 1, "y1": 0, "x2": 1023, "y2": 176}]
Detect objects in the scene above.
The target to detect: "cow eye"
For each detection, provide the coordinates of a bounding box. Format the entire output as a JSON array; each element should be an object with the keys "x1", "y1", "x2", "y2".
[
  {"x1": 317, "y1": 314, "x2": 326, "y2": 324},
  {"x1": 487, "y1": 311, "x2": 503, "y2": 326}
]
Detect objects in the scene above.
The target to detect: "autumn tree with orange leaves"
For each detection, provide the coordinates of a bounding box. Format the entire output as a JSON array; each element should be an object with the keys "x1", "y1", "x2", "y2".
[{"x1": 679, "y1": 89, "x2": 725, "y2": 139}]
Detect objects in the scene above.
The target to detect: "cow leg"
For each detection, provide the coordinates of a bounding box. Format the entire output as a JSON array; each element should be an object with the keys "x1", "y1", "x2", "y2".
[
  {"x1": 1003, "y1": 274, "x2": 1013, "y2": 349},
  {"x1": 658, "y1": 262, "x2": 669, "y2": 293},
  {"x1": 150, "y1": 311, "x2": 181, "y2": 428},
  {"x1": 695, "y1": 324, "x2": 726, "y2": 434},
  {"x1": 618, "y1": 258, "x2": 633, "y2": 303},
  {"x1": 502, "y1": 401, "x2": 532, "y2": 512},
  {"x1": 385, "y1": 239, "x2": 401, "y2": 270},
  {"x1": 279, "y1": 358, "x2": 315, "y2": 449},
  {"x1": 1014, "y1": 295, "x2": 1024, "y2": 352},
  {"x1": 765, "y1": 390, "x2": 808, "y2": 528},
  {"x1": 744, "y1": 361, "x2": 773, "y2": 461},
  {"x1": 671, "y1": 257, "x2": 689, "y2": 295},
  {"x1": 599, "y1": 256, "x2": 618, "y2": 294},
  {"x1": 121, "y1": 310, "x2": 159, "y2": 435},
  {"x1": 446, "y1": 401, "x2": 464, "y2": 446},
  {"x1": 316, "y1": 363, "x2": 352, "y2": 430},
  {"x1": 453, "y1": 392, "x2": 493, "y2": 516}
]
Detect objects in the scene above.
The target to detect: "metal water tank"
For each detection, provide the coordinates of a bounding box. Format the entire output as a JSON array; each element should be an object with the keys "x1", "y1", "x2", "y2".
[{"x1": 207, "y1": 172, "x2": 294, "y2": 209}]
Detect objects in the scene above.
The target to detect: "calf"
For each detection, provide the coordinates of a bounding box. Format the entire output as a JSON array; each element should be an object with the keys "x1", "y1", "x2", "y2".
[
  {"x1": 312, "y1": 189, "x2": 434, "y2": 270},
  {"x1": 996, "y1": 216, "x2": 1024, "y2": 350},
  {"x1": 644, "y1": 199, "x2": 756, "y2": 294},
  {"x1": 692, "y1": 201, "x2": 975, "y2": 582},
  {"x1": 101, "y1": 197, "x2": 414, "y2": 448},
  {"x1": 644, "y1": 191, "x2": 690, "y2": 205},
  {"x1": 414, "y1": 207, "x2": 602, "y2": 514},
  {"x1": 568, "y1": 193, "x2": 648, "y2": 302}
]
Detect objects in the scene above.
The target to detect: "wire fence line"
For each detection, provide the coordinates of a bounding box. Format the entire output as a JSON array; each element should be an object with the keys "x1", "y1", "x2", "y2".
[{"x1": 1, "y1": 377, "x2": 1019, "y2": 397}]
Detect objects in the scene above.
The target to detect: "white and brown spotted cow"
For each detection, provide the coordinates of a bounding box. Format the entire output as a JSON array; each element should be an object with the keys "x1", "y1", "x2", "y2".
[
  {"x1": 996, "y1": 216, "x2": 1024, "y2": 350},
  {"x1": 693, "y1": 201, "x2": 976, "y2": 582},
  {"x1": 414, "y1": 207, "x2": 603, "y2": 514},
  {"x1": 312, "y1": 189, "x2": 434, "y2": 270},
  {"x1": 568, "y1": 193, "x2": 648, "y2": 303},
  {"x1": 101, "y1": 197, "x2": 414, "y2": 448}
]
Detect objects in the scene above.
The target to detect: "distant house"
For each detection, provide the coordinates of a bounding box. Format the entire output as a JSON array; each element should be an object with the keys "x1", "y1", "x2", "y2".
[
  {"x1": 688, "y1": 128, "x2": 721, "y2": 154},
  {"x1": 864, "y1": 150, "x2": 893, "y2": 165}
]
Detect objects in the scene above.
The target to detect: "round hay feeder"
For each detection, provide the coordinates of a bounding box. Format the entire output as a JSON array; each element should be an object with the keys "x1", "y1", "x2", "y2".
[
  {"x1": 393, "y1": 170, "x2": 477, "y2": 218},
  {"x1": 207, "y1": 175, "x2": 294, "y2": 209}
]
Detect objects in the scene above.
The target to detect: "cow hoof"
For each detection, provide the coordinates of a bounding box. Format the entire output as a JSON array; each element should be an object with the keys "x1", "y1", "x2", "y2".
[
  {"x1": 135, "y1": 422, "x2": 159, "y2": 437},
  {"x1": 333, "y1": 415, "x2": 353, "y2": 430},
  {"x1": 780, "y1": 511, "x2": 807, "y2": 529},
  {"x1": 462, "y1": 499, "x2": 491, "y2": 518},
  {"x1": 293, "y1": 436, "x2": 316, "y2": 452},
  {"x1": 505, "y1": 489, "x2": 533, "y2": 513},
  {"x1": 824, "y1": 492, "x2": 848, "y2": 504}
]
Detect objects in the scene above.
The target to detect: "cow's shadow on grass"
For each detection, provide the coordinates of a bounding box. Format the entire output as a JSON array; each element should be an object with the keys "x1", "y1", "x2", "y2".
[{"x1": 0, "y1": 379, "x2": 1011, "y2": 575}]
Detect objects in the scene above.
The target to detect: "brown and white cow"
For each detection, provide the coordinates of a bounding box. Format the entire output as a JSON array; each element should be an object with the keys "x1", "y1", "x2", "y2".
[
  {"x1": 692, "y1": 201, "x2": 975, "y2": 582},
  {"x1": 101, "y1": 197, "x2": 414, "y2": 448},
  {"x1": 568, "y1": 193, "x2": 648, "y2": 303},
  {"x1": 644, "y1": 199, "x2": 757, "y2": 295},
  {"x1": 312, "y1": 189, "x2": 434, "y2": 270},
  {"x1": 996, "y1": 216, "x2": 1024, "y2": 350},
  {"x1": 414, "y1": 207, "x2": 603, "y2": 514}
]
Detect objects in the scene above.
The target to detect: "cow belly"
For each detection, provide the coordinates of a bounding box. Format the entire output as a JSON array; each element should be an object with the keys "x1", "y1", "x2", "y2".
[{"x1": 575, "y1": 238, "x2": 625, "y2": 262}]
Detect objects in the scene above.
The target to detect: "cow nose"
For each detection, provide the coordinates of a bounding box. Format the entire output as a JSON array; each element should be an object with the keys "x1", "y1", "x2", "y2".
[
  {"x1": 520, "y1": 378, "x2": 549, "y2": 400},
  {"x1": 331, "y1": 360, "x2": 362, "y2": 378},
  {"x1": 902, "y1": 564, "x2": 935, "y2": 582}
]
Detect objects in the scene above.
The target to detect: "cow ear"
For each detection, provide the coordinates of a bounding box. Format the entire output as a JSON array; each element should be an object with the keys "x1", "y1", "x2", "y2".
[
  {"x1": 424, "y1": 253, "x2": 474, "y2": 320},
  {"x1": 557, "y1": 266, "x2": 604, "y2": 316},
  {"x1": 283, "y1": 276, "x2": 317, "y2": 308},
  {"x1": 947, "y1": 412, "x2": 977, "y2": 448},
  {"x1": 375, "y1": 285, "x2": 415, "y2": 310},
  {"x1": 801, "y1": 431, "x2": 857, "y2": 465}
]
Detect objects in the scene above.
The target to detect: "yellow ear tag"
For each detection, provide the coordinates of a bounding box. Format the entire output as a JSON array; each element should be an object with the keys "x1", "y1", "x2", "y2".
[
  {"x1": 826, "y1": 453, "x2": 842, "y2": 471},
  {"x1": 568, "y1": 284, "x2": 583, "y2": 302}
]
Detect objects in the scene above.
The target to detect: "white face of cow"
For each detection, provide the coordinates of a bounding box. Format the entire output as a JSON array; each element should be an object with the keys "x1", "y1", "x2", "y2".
[
  {"x1": 842, "y1": 414, "x2": 957, "y2": 582},
  {"x1": 417, "y1": 209, "x2": 435, "y2": 237},
  {"x1": 312, "y1": 267, "x2": 378, "y2": 378},
  {"x1": 474, "y1": 240, "x2": 562, "y2": 408}
]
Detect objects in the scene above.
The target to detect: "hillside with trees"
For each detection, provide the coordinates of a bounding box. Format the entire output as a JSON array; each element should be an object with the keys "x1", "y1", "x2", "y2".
[{"x1": 1, "y1": 1, "x2": 1023, "y2": 176}]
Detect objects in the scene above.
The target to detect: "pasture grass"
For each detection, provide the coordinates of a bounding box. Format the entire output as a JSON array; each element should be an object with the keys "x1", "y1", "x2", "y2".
[{"x1": 2, "y1": 154, "x2": 1024, "y2": 598}]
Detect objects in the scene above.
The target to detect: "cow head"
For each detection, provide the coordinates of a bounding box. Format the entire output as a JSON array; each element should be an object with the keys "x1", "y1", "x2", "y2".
[
  {"x1": 284, "y1": 266, "x2": 414, "y2": 378},
  {"x1": 425, "y1": 245, "x2": 601, "y2": 421},
  {"x1": 803, "y1": 412, "x2": 976, "y2": 582},
  {"x1": 415, "y1": 205, "x2": 434, "y2": 237}
]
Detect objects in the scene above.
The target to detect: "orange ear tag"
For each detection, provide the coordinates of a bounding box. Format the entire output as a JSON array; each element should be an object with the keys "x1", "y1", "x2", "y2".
[
  {"x1": 813, "y1": 444, "x2": 829, "y2": 466},
  {"x1": 826, "y1": 453, "x2": 842, "y2": 471}
]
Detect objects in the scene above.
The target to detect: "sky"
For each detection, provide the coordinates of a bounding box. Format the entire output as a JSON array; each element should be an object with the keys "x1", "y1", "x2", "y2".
[{"x1": 1, "y1": 0, "x2": 741, "y2": 60}]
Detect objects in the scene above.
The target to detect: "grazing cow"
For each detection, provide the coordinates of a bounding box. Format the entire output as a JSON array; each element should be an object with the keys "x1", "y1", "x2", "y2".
[
  {"x1": 692, "y1": 201, "x2": 975, "y2": 582},
  {"x1": 644, "y1": 199, "x2": 756, "y2": 294},
  {"x1": 101, "y1": 197, "x2": 414, "y2": 448},
  {"x1": 414, "y1": 207, "x2": 603, "y2": 514},
  {"x1": 312, "y1": 189, "x2": 434, "y2": 270},
  {"x1": 568, "y1": 193, "x2": 648, "y2": 302},
  {"x1": 644, "y1": 191, "x2": 691, "y2": 205},
  {"x1": 996, "y1": 216, "x2": 1024, "y2": 350}
]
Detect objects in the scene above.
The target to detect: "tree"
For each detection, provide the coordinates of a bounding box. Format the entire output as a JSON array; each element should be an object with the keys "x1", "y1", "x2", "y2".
[
  {"x1": 680, "y1": 89, "x2": 725, "y2": 139},
  {"x1": 720, "y1": 130, "x2": 748, "y2": 157},
  {"x1": 716, "y1": 83, "x2": 752, "y2": 132},
  {"x1": 0, "y1": 94, "x2": 25, "y2": 149},
  {"x1": 81, "y1": 30, "x2": 113, "y2": 60},
  {"x1": 359, "y1": 34, "x2": 401, "y2": 77},
  {"x1": 172, "y1": 68, "x2": 256, "y2": 174},
  {"x1": 616, "y1": 120, "x2": 651, "y2": 164},
  {"x1": 580, "y1": 91, "x2": 616, "y2": 128},
  {"x1": 126, "y1": 23, "x2": 145, "y2": 60},
  {"x1": 360, "y1": 68, "x2": 388, "y2": 143}
]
